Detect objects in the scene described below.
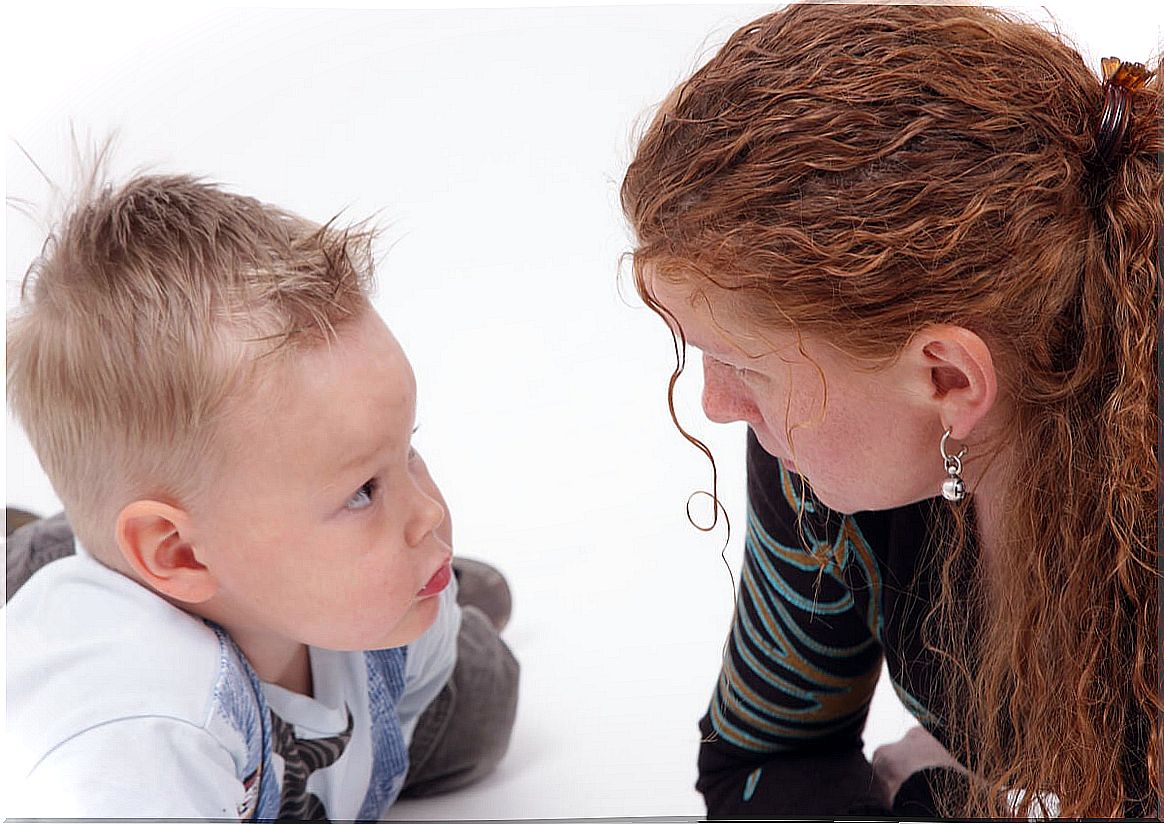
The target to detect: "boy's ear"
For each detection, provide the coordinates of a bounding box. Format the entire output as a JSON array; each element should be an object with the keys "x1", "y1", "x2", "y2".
[
  {"x1": 904, "y1": 325, "x2": 999, "y2": 440},
  {"x1": 115, "y1": 501, "x2": 218, "y2": 604}
]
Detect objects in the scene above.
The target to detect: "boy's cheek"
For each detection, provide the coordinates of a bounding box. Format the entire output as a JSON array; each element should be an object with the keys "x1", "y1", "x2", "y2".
[
  {"x1": 385, "y1": 595, "x2": 442, "y2": 647},
  {"x1": 436, "y1": 504, "x2": 452, "y2": 548}
]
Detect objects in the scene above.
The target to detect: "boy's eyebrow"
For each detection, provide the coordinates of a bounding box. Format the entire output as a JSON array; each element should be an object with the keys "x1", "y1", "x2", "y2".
[
  {"x1": 331, "y1": 399, "x2": 418, "y2": 480},
  {"x1": 333, "y1": 443, "x2": 386, "y2": 478}
]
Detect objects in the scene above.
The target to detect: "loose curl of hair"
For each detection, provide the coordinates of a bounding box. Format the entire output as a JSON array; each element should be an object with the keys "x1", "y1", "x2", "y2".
[{"x1": 621, "y1": 4, "x2": 1161, "y2": 817}]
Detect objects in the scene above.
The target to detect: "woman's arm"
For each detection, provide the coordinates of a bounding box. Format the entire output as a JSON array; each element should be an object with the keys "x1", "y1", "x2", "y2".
[{"x1": 696, "y1": 430, "x2": 889, "y2": 818}]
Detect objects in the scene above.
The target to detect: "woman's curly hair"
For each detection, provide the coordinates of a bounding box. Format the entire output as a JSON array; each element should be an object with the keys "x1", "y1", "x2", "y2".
[{"x1": 621, "y1": 4, "x2": 1161, "y2": 816}]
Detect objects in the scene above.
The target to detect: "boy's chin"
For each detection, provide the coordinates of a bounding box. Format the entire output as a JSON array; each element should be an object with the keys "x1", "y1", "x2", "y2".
[
  {"x1": 372, "y1": 597, "x2": 442, "y2": 650},
  {"x1": 310, "y1": 595, "x2": 442, "y2": 652}
]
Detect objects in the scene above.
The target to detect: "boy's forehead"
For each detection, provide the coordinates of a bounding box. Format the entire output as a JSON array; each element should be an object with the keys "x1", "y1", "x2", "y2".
[{"x1": 221, "y1": 311, "x2": 415, "y2": 459}]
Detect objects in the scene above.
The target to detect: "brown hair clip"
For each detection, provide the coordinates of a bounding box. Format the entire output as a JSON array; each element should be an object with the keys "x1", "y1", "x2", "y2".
[{"x1": 1095, "y1": 57, "x2": 1154, "y2": 166}]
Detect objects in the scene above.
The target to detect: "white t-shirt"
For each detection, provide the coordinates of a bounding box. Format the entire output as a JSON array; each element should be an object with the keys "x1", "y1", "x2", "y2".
[{"x1": 4, "y1": 547, "x2": 459, "y2": 819}]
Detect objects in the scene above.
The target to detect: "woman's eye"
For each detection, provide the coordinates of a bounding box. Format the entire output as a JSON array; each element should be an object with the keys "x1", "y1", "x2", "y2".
[
  {"x1": 345, "y1": 479, "x2": 378, "y2": 511},
  {"x1": 719, "y1": 357, "x2": 750, "y2": 377},
  {"x1": 731, "y1": 360, "x2": 762, "y2": 380}
]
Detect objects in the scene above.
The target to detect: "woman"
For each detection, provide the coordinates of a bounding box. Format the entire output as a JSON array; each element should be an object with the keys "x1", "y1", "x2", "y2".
[{"x1": 621, "y1": 4, "x2": 1160, "y2": 818}]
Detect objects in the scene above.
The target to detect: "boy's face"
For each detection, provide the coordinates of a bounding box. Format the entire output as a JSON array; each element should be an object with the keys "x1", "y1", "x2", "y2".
[{"x1": 189, "y1": 308, "x2": 452, "y2": 652}]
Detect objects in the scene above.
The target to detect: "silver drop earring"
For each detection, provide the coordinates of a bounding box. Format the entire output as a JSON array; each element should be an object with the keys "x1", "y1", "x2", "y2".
[{"x1": 940, "y1": 429, "x2": 967, "y2": 502}]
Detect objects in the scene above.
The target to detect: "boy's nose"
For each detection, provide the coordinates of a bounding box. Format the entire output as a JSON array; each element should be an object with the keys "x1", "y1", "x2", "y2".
[
  {"x1": 701, "y1": 353, "x2": 760, "y2": 426},
  {"x1": 408, "y1": 484, "x2": 446, "y2": 548}
]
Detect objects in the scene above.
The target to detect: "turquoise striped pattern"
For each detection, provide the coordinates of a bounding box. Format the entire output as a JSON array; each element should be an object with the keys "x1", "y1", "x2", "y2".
[{"x1": 707, "y1": 461, "x2": 884, "y2": 754}]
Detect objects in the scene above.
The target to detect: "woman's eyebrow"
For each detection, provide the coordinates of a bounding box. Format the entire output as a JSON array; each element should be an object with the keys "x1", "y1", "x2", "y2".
[{"x1": 699, "y1": 338, "x2": 766, "y2": 364}]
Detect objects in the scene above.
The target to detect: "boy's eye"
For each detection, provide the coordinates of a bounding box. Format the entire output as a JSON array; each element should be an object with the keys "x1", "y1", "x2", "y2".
[{"x1": 345, "y1": 479, "x2": 378, "y2": 511}]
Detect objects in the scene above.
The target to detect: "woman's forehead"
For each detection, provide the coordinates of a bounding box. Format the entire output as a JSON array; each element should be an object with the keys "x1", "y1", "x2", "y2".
[{"x1": 647, "y1": 273, "x2": 801, "y2": 361}]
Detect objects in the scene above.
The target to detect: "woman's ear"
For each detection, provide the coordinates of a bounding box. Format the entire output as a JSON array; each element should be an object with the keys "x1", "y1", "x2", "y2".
[
  {"x1": 905, "y1": 325, "x2": 999, "y2": 440},
  {"x1": 115, "y1": 501, "x2": 218, "y2": 604}
]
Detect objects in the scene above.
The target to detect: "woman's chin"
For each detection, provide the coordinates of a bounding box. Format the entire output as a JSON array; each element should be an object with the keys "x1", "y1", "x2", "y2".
[{"x1": 752, "y1": 429, "x2": 795, "y2": 471}]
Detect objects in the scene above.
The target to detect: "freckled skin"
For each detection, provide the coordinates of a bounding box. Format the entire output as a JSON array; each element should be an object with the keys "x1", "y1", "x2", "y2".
[{"x1": 649, "y1": 278, "x2": 944, "y2": 514}]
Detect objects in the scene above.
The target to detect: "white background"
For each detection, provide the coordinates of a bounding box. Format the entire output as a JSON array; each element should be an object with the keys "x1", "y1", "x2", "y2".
[{"x1": 5, "y1": 2, "x2": 1160, "y2": 819}]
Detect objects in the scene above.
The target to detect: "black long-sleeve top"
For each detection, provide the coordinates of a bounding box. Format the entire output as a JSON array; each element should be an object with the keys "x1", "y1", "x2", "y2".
[
  {"x1": 695, "y1": 429, "x2": 971, "y2": 818},
  {"x1": 698, "y1": 429, "x2": 1157, "y2": 819}
]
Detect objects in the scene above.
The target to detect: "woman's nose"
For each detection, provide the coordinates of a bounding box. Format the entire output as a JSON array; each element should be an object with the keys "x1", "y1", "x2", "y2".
[{"x1": 701, "y1": 352, "x2": 759, "y2": 425}]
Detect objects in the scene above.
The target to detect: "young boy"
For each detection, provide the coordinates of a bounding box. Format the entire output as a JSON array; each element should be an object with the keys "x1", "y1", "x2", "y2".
[{"x1": 5, "y1": 174, "x2": 519, "y2": 818}]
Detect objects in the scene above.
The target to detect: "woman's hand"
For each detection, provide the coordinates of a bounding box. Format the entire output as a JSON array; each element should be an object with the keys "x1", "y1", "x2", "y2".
[{"x1": 870, "y1": 725, "x2": 965, "y2": 808}]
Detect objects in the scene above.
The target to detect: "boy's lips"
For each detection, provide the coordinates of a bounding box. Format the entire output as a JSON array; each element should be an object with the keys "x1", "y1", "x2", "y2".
[{"x1": 417, "y1": 559, "x2": 452, "y2": 598}]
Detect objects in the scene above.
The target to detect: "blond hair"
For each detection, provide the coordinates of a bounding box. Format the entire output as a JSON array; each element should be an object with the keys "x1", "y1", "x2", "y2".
[{"x1": 7, "y1": 174, "x2": 376, "y2": 555}]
